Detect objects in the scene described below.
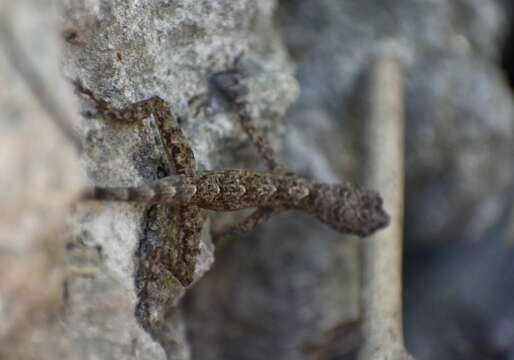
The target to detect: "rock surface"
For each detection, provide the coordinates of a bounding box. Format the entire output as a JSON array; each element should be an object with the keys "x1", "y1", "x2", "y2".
[
  {"x1": 2, "y1": 0, "x2": 298, "y2": 358},
  {"x1": 61, "y1": 0, "x2": 297, "y2": 359},
  {"x1": 0, "y1": 1, "x2": 84, "y2": 359}
]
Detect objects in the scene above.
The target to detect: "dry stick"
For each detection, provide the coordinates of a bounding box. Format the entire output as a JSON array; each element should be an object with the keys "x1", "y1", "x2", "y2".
[{"x1": 358, "y1": 55, "x2": 414, "y2": 360}]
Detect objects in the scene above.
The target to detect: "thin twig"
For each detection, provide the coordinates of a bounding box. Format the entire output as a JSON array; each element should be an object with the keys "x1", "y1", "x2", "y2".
[{"x1": 358, "y1": 54, "x2": 414, "y2": 359}]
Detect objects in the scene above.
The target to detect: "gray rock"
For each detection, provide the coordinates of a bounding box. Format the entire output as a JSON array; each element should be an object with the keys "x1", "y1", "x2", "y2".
[{"x1": 62, "y1": 0, "x2": 297, "y2": 359}]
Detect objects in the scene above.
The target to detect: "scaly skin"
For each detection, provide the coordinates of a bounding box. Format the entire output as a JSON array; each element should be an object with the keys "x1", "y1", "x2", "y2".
[
  {"x1": 87, "y1": 169, "x2": 389, "y2": 237},
  {"x1": 75, "y1": 73, "x2": 389, "y2": 287}
]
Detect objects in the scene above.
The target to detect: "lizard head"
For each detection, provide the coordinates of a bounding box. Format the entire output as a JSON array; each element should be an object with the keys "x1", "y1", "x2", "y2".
[{"x1": 306, "y1": 184, "x2": 390, "y2": 237}]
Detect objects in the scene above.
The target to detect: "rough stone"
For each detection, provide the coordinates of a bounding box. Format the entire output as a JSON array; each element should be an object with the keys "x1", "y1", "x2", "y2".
[{"x1": 61, "y1": 0, "x2": 297, "y2": 359}]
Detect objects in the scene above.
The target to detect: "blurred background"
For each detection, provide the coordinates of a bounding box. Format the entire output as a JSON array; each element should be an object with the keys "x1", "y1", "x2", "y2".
[
  {"x1": 274, "y1": 1, "x2": 514, "y2": 359},
  {"x1": 190, "y1": 1, "x2": 514, "y2": 359},
  {"x1": 278, "y1": 1, "x2": 514, "y2": 359}
]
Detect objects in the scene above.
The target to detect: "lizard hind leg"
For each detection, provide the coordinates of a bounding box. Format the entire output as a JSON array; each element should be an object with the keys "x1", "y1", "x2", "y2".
[
  {"x1": 73, "y1": 80, "x2": 196, "y2": 176},
  {"x1": 74, "y1": 80, "x2": 202, "y2": 286},
  {"x1": 174, "y1": 205, "x2": 205, "y2": 285},
  {"x1": 237, "y1": 113, "x2": 282, "y2": 172}
]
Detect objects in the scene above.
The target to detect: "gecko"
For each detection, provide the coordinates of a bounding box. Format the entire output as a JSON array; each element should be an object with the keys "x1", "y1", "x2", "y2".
[{"x1": 75, "y1": 69, "x2": 389, "y2": 287}]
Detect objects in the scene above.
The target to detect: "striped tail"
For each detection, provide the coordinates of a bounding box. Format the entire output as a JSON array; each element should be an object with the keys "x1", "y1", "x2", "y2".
[{"x1": 81, "y1": 176, "x2": 196, "y2": 204}]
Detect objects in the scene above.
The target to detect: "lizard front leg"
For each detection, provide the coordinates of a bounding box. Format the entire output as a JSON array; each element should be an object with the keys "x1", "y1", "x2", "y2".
[
  {"x1": 75, "y1": 81, "x2": 203, "y2": 286},
  {"x1": 207, "y1": 69, "x2": 283, "y2": 239},
  {"x1": 74, "y1": 80, "x2": 196, "y2": 176}
]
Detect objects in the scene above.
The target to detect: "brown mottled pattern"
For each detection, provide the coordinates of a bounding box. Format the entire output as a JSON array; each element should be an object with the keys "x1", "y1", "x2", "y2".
[
  {"x1": 75, "y1": 80, "x2": 195, "y2": 176},
  {"x1": 76, "y1": 80, "x2": 390, "y2": 286},
  {"x1": 192, "y1": 170, "x2": 309, "y2": 210},
  {"x1": 85, "y1": 169, "x2": 389, "y2": 237},
  {"x1": 151, "y1": 102, "x2": 196, "y2": 177},
  {"x1": 174, "y1": 205, "x2": 204, "y2": 284},
  {"x1": 191, "y1": 170, "x2": 388, "y2": 236},
  {"x1": 76, "y1": 81, "x2": 200, "y2": 286},
  {"x1": 296, "y1": 184, "x2": 387, "y2": 237}
]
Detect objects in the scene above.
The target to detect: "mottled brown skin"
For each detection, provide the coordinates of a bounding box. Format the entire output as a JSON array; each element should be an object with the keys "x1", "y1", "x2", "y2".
[
  {"x1": 87, "y1": 169, "x2": 389, "y2": 237},
  {"x1": 75, "y1": 74, "x2": 389, "y2": 286},
  {"x1": 75, "y1": 80, "x2": 202, "y2": 285}
]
